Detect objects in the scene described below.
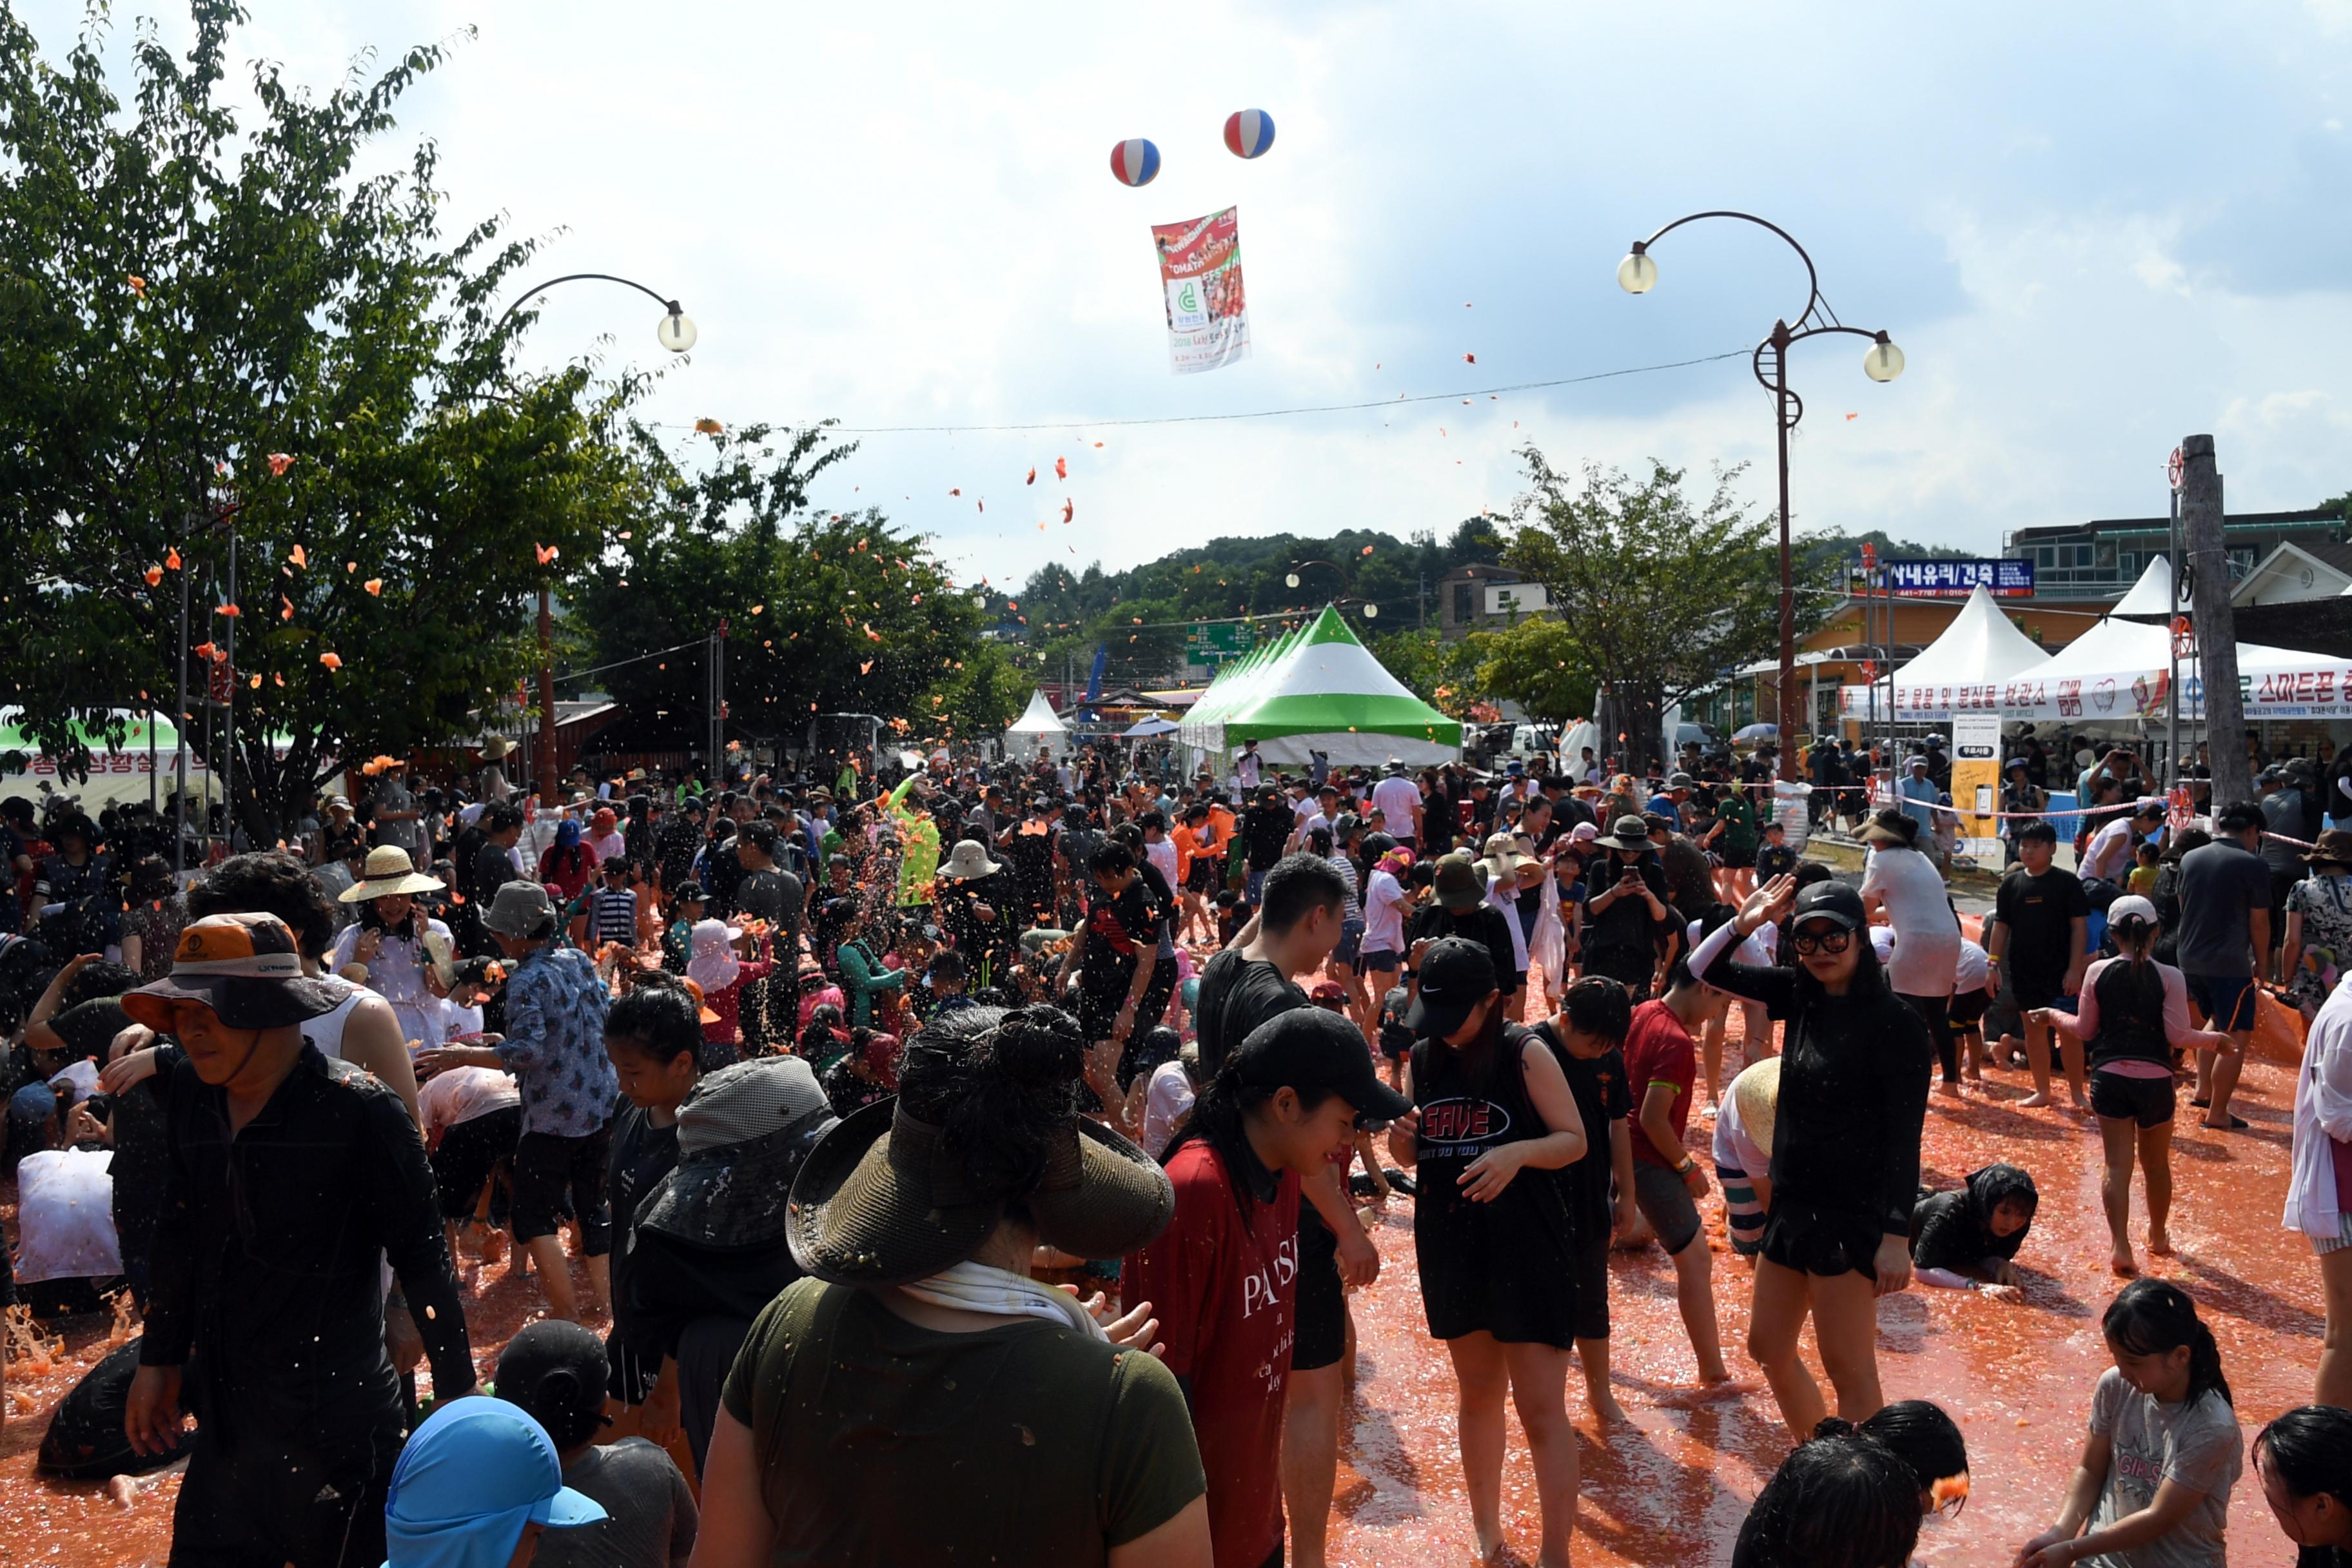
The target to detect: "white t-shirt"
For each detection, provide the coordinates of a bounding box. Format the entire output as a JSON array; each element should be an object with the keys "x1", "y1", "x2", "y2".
[
  {"x1": 1141, "y1": 1061, "x2": 1197, "y2": 1159},
  {"x1": 1362, "y1": 868, "x2": 1408, "y2": 953},
  {"x1": 1371, "y1": 777, "x2": 1422, "y2": 837},
  {"x1": 2081, "y1": 815, "x2": 2142, "y2": 883},
  {"x1": 327, "y1": 917, "x2": 456, "y2": 1048},
  {"x1": 1954, "y1": 938, "x2": 1990, "y2": 995},
  {"x1": 1861, "y1": 847, "x2": 1963, "y2": 997},
  {"x1": 1144, "y1": 837, "x2": 1179, "y2": 892},
  {"x1": 46, "y1": 1058, "x2": 101, "y2": 1108}
]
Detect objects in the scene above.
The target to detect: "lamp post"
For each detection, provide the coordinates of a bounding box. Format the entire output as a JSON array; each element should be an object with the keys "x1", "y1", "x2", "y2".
[
  {"x1": 1285, "y1": 559, "x2": 1380, "y2": 620},
  {"x1": 495, "y1": 273, "x2": 697, "y2": 802},
  {"x1": 1618, "y1": 212, "x2": 1903, "y2": 782}
]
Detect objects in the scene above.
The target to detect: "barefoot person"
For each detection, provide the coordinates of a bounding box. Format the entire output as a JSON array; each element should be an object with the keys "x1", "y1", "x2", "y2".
[
  {"x1": 1984, "y1": 820, "x2": 2090, "y2": 1110},
  {"x1": 1389, "y1": 939, "x2": 1592, "y2": 1567},
  {"x1": 1622, "y1": 943, "x2": 1737, "y2": 1388},
  {"x1": 1525, "y1": 975, "x2": 1640, "y2": 1422},
  {"x1": 2034, "y1": 896, "x2": 2234, "y2": 1277},
  {"x1": 1690, "y1": 876, "x2": 1932, "y2": 1438},
  {"x1": 2287, "y1": 965, "x2": 2352, "y2": 1408}
]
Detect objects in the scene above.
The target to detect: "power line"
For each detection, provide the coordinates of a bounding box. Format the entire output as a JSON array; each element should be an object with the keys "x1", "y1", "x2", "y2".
[{"x1": 640, "y1": 349, "x2": 1752, "y2": 438}]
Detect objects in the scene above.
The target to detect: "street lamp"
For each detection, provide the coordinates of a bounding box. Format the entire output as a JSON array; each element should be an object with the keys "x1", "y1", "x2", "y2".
[
  {"x1": 1284, "y1": 558, "x2": 1378, "y2": 616},
  {"x1": 1618, "y1": 212, "x2": 1903, "y2": 781},
  {"x1": 495, "y1": 271, "x2": 700, "y2": 802}
]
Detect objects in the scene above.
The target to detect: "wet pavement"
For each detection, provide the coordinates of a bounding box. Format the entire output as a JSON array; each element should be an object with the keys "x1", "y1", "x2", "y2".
[{"x1": 0, "y1": 1035, "x2": 2326, "y2": 1566}]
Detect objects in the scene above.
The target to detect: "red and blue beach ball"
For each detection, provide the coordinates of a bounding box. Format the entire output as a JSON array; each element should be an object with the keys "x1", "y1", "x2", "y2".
[
  {"x1": 1222, "y1": 109, "x2": 1275, "y2": 159},
  {"x1": 1109, "y1": 137, "x2": 1161, "y2": 186}
]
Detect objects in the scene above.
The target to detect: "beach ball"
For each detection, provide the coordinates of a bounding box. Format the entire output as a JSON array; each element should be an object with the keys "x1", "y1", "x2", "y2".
[
  {"x1": 1109, "y1": 138, "x2": 1161, "y2": 186},
  {"x1": 1222, "y1": 109, "x2": 1275, "y2": 159}
]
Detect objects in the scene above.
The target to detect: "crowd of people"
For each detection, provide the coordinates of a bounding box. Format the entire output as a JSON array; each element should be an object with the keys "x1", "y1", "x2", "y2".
[{"x1": 0, "y1": 723, "x2": 2348, "y2": 1568}]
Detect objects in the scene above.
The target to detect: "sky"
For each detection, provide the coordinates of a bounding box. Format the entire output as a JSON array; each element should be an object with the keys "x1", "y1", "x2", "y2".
[{"x1": 22, "y1": 1, "x2": 2352, "y2": 594}]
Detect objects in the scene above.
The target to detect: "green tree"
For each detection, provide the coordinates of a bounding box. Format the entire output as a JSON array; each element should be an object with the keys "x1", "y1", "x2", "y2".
[
  {"x1": 0, "y1": 1, "x2": 644, "y2": 833},
  {"x1": 1367, "y1": 628, "x2": 1483, "y2": 720},
  {"x1": 1461, "y1": 619, "x2": 1598, "y2": 725},
  {"x1": 1500, "y1": 451, "x2": 1807, "y2": 767},
  {"x1": 573, "y1": 422, "x2": 999, "y2": 752}
]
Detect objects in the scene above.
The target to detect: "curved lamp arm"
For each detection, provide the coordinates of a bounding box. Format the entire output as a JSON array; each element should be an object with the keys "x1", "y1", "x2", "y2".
[
  {"x1": 1625, "y1": 210, "x2": 1821, "y2": 328},
  {"x1": 496, "y1": 273, "x2": 696, "y2": 352}
]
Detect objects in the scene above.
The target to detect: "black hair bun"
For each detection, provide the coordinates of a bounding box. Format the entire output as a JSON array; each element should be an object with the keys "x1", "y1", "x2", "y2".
[
  {"x1": 1810, "y1": 1416, "x2": 1858, "y2": 1440},
  {"x1": 990, "y1": 1006, "x2": 1084, "y2": 1089}
]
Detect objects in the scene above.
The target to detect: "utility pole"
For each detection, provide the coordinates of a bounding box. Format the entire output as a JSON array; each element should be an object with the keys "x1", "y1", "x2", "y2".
[{"x1": 2180, "y1": 435, "x2": 2249, "y2": 812}]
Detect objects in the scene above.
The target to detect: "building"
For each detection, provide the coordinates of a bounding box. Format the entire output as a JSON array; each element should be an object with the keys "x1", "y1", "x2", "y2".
[
  {"x1": 1435, "y1": 564, "x2": 1552, "y2": 638},
  {"x1": 2004, "y1": 505, "x2": 2345, "y2": 602}
]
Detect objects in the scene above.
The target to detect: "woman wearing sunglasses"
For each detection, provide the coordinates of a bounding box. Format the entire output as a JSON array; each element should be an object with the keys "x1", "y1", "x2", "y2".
[{"x1": 1689, "y1": 873, "x2": 1934, "y2": 1440}]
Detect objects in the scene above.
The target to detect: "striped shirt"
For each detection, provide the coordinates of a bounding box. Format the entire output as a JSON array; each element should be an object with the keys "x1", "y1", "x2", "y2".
[{"x1": 587, "y1": 887, "x2": 638, "y2": 948}]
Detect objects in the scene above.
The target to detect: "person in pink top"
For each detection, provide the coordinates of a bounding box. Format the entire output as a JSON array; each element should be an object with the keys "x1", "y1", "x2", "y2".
[
  {"x1": 2034, "y1": 896, "x2": 2233, "y2": 1278},
  {"x1": 688, "y1": 917, "x2": 771, "y2": 1070}
]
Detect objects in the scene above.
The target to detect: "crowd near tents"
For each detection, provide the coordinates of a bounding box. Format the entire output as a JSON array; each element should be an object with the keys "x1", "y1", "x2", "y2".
[{"x1": 1178, "y1": 605, "x2": 1462, "y2": 769}]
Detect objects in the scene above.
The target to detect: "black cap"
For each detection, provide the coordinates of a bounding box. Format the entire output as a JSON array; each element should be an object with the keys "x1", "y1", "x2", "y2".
[
  {"x1": 1403, "y1": 936, "x2": 1500, "y2": 1038},
  {"x1": 1232, "y1": 1005, "x2": 1413, "y2": 1121},
  {"x1": 673, "y1": 881, "x2": 707, "y2": 903},
  {"x1": 1790, "y1": 880, "x2": 1865, "y2": 934}
]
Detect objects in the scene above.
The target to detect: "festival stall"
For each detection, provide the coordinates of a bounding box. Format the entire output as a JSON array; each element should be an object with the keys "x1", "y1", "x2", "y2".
[
  {"x1": 1181, "y1": 605, "x2": 1462, "y2": 770},
  {"x1": 1003, "y1": 689, "x2": 1071, "y2": 759},
  {"x1": 0, "y1": 710, "x2": 217, "y2": 809},
  {"x1": 1836, "y1": 583, "x2": 2053, "y2": 723}
]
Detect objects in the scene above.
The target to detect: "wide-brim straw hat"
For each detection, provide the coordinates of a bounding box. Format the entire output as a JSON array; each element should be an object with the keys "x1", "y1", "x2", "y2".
[
  {"x1": 787, "y1": 1097, "x2": 1174, "y2": 1288},
  {"x1": 340, "y1": 845, "x2": 445, "y2": 903},
  {"x1": 1731, "y1": 1055, "x2": 1781, "y2": 1161},
  {"x1": 478, "y1": 735, "x2": 516, "y2": 761},
  {"x1": 1857, "y1": 807, "x2": 1920, "y2": 847}
]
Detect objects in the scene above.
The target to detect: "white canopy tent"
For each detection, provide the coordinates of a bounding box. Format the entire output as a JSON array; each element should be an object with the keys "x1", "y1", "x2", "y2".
[
  {"x1": 1837, "y1": 583, "x2": 2052, "y2": 722},
  {"x1": 1004, "y1": 689, "x2": 1070, "y2": 758}
]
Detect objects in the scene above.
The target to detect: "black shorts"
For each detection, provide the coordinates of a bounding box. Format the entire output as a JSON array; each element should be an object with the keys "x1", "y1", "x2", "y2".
[
  {"x1": 1185, "y1": 858, "x2": 1220, "y2": 893},
  {"x1": 1632, "y1": 1162, "x2": 1702, "y2": 1255},
  {"x1": 1758, "y1": 1199, "x2": 1886, "y2": 1282},
  {"x1": 429, "y1": 1105, "x2": 522, "y2": 1220},
  {"x1": 2009, "y1": 971, "x2": 2068, "y2": 1013},
  {"x1": 1291, "y1": 1209, "x2": 1345, "y2": 1372},
  {"x1": 1717, "y1": 843, "x2": 1756, "y2": 869},
  {"x1": 1948, "y1": 988, "x2": 1992, "y2": 1030},
  {"x1": 1567, "y1": 1232, "x2": 1611, "y2": 1342},
  {"x1": 1077, "y1": 975, "x2": 1133, "y2": 1043},
  {"x1": 512, "y1": 1123, "x2": 613, "y2": 1253},
  {"x1": 2090, "y1": 1070, "x2": 2175, "y2": 1128}
]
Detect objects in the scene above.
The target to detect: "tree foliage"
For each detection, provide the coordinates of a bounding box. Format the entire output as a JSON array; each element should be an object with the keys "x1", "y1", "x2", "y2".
[
  {"x1": 572, "y1": 422, "x2": 1013, "y2": 754},
  {"x1": 0, "y1": 1, "x2": 645, "y2": 830},
  {"x1": 1500, "y1": 451, "x2": 1809, "y2": 760}
]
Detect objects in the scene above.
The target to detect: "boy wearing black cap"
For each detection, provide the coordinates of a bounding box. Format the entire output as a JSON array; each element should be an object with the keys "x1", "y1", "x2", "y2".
[{"x1": 1128, "y1": 1006, "x2": 1411, "y2": 1568}]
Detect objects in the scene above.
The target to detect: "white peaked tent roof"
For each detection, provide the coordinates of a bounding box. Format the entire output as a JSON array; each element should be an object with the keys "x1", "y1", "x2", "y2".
[
  {"x1": 1891, "y1": 584, "x2": 2051, "y2": 686},
  {"x1": 1006, "y1": 689, "x2": 1068, "y2": 734},
  {"x1": 2110, "y1": 555, "x2": 2176, "y2": 619}
]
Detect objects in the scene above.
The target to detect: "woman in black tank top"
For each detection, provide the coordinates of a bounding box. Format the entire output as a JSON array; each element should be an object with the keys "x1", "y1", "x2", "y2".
[
  {"x1": 1386, "y1": 937, "x2": 1591, "y2": 1567},
  {"x1": 2035, "y1": 899, "x2": 2234, "y2": 1277}
]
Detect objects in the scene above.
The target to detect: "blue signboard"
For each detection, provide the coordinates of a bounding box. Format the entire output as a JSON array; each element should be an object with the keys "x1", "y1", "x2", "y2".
[{"x1": 1883, "y1": 558, "x2": 2035, "y2": 598}]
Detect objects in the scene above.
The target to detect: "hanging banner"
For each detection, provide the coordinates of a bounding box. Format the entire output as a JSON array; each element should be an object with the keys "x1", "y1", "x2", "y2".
[
  {"x1": 1950, "y1": 712, "x2": 2003, "y2": 868},
  {"x1": 1152, "y1": 206, "x2": 1250, "y2": 375}
]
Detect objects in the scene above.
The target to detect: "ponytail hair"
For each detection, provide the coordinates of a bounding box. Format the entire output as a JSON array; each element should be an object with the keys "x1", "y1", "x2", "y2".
[
  {"x1": 2254, "y1": 1405, "x2": 2352, "y2": 1512},
  {"x1": 2102, "y1": 1279, "x2": 2231, "y2": 1407}
]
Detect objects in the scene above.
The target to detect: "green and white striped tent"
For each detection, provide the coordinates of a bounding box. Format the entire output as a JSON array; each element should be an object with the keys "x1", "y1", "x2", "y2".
[
  {"x1": 0, "y1": 709, "x2": 217, "y2": 807},
  {"x1": 1181, "y1": 605, "x2": 1462, "y2": 771}
]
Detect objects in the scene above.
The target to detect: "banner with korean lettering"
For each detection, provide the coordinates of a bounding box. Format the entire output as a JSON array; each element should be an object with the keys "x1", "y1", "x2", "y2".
[
  {"x1": 1152, "y1": 207, "x2": 1250, "y2": 375},
  {"x1": 1883, "y1": 558, "x2": 2035, "y2": 598}
]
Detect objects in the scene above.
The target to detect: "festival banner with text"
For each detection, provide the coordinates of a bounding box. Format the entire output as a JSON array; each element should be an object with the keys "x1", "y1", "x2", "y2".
[{"x1": 1153, "y1": 206, "x2": 1250, "y2": 374}]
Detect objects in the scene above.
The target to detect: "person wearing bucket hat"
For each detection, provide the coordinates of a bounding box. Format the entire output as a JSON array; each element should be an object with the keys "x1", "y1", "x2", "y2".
[
  {"x1": 629, "y1": 1055, "x2": 836, "y2": 1475},
  {"x1": 698, "y1": 1005, "x2": 1206, "y2": 1565},
  {"x1": 419, "y1": 883, "x2": 616, "y2": 1328},
  {"x1": 933, "y1": 838, "x2": 1014, "y2": 992},
  {"x1": 1389, "y1": 934, "x2": 1598, "y2": 1565},
  {"x1": 328, "y1": 846, "x2": 457, "y2": 1051},
  {"x1": 119, "y1": 913, "x2": 478, "y2": 1568},
  {"x1": 2030, "y1": 895, "x2": 2234, "y2": 1279},
  {"x1": 1580, "y1": 817, "x2": 1674, "y2": 999},
  {"x1": 1688, "y1": 874, "x2": 1932, "y2": 1441},
  {"x1": 384, "y1": 1396, "x2": 607, "y2": 1568},
  {"x1": 1406, "y1": 855, "x2": 1523, "y2": 1016},
  {"x1": 1132, "y1": 1004, "x2": 1408, "y2": 1568}
]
